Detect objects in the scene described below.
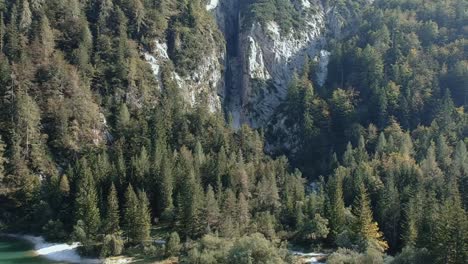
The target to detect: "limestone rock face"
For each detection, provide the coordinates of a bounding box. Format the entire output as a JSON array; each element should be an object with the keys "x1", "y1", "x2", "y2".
[
  {"x1": 143, "y1": 0, "x2": 365, "y2": 124},
  {"x1": 144, "y1": 16, "x2": 225, "y2": 112},
  {"x1": 211, "y1": 0, "x2": 348, "y2": 127}
]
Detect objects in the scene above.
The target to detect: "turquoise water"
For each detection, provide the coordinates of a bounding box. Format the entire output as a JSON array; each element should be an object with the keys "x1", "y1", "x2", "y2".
[{"x1": 0, "y1": 236, "x2": 60, "y2": 264}]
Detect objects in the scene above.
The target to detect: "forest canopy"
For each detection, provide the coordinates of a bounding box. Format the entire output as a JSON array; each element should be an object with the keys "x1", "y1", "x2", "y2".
[{"x1": 0, "y1": 0, "x2": 466, "y2": 263}]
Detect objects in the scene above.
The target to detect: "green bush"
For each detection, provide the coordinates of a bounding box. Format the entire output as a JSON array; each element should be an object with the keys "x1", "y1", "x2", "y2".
[
  {"x1": 227, "y1": 233, "x2": 287, "y2": 264},
  {"x1": 166, "y1": 232, "x2": 181, "y2": 257},
  {"x1": 244, "y1": 0, "x2": 304, "y2": 33},
  {"x1": 100, "y1": 234, "x2": 124, "y2": 257}
]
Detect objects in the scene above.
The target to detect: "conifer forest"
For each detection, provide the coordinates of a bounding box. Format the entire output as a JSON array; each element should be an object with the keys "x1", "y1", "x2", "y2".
[{"x1": 0, "y1": 0, "x2": 466, "y2": 263}]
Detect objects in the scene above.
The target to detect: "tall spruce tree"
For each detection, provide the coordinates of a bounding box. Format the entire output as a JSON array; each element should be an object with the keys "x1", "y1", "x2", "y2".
[
  {"x1": 0, "y1": 136, "x2": 6, "y2": 183},
  {"x1": 104, "y1": 183, "x2": 120, "y2": 235},
  {"x1": 136, "y1": 190, "x2": 151, "y2": 244},
  {"x1": 326, "y1": 168, "x2": 346, "y2": 240},
  {"x1": 74, "y1": 159, "x2": 101, "y2": 243},
  {"x1": 202, "y1": 185, "x2": 220, "y2": 233},
  {"x1": 352, "y1": 183, "x2": 388, "y2": 252},
  {"x1": 123, "y1": 184, "x2": 139, "y2": 243}
]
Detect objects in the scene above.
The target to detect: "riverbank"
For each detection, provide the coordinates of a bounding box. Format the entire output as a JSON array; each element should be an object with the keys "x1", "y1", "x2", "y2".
[
  {"x1": 4, "y1": 234, "x2": 100, "y2": 263},
  {"x1": 291, "y1": 251, "x2": 327, "y2": 264}
]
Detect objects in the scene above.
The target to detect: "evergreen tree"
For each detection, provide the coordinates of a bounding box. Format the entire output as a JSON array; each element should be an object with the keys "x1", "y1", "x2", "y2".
[
  {"x1": 326, "y1": 168, "x2": 346, "y2": 241},
  {"x1": 132, "y1": 146, "x2": 150, "y2": 187},
  {"x1": 238, "y1": 192, "x2": 250, "y2": 231},
  {"x1": 38, "y1": 14, "x2": 54, "y2": 61},
  {"x1": 420, "y1": 142, "x2": 443, "y2": 179},
  {"x1": 178, "y1": 169, "x2": 202, "y2": 238},
  {"x1": 123, "y1": 184, "x2": 139, "y2": 243},
  {"x1": 5, "y1": 4, "x2": 20, "y2": 61},
  {"x1": 435, "y1": 134, "x2": 452, "y2": 171},
  {"x1": 132, "y1": 0, "x2": 145, "y2": 33},
  {"x1": 355, "y1": 135, "x2": 368, "y2": 163},
  {"x1": 136, "y1": 190, "x2": 151, "y2": 244},
  {"x1": 19, "y1": 0, "x2": 32, "y2": 32},
  {"x1": 166, "y1": 231, "x2": 181, "y2": 257},
  {"x1": 160, "y1": 154, "x2": 174, "y2": 216},
  {"x1": 0, "y1": 12, "x2": 5, "y2": 51},
  {"x1": 59, "y1": 175, "x2": 70, "y2": 196},
  {"x1": 378, "y1": 175, "x2": 401, "y2": 250},
  {"x1": 202, "y1": 185, "x2": 220, "y2": 233},
  {"x1": 30, "y1": 0, "x2": 43, "y2": 12},
  {"x1": 98, "y1": 0, "x2": 113, "y2": 31},
  {"x1": 352, "y1": 183, "x2": 388, "y2": 252},
  {"x1": 74, "y1": 159, "x2": 101, "y2": 244},
  {"x1": 104, "y1": 183, "x2": 120, "y2": 234},
  {"x1": 452, "y1": 141, "x2": 468, "y2": 208},
  {"x1": 375, "y1": 132, "x2": 387, "y2": 158},
  {"x1": 433, "y1": 191, "x2": 468, "y2": 264},
  {"x1": 0, "y1": 136, "x2": 6, "y2": 182},
  {"x1": 343, "y1": 142, "x2": 356, "y2": 168},
  {"x1": 402, "y1": 198, "x2": 419, "y2": 248}
]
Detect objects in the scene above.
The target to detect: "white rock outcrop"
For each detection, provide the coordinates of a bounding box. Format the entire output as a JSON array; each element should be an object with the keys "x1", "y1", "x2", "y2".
[
  {"x1": 144, "y1": 37, "x2": 225, "y2": 112},
  {"x1": 238, "y1": 1, "x2": 327, "y2": 126}
]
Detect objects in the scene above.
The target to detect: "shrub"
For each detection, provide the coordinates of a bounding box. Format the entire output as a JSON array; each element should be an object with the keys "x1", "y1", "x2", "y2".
[
  {"x1": 100, "y1": 234, "x2": 124, "y2": 257},
  {"x1": 166, "y1": 232, "x2": 181, "y2": 257}
]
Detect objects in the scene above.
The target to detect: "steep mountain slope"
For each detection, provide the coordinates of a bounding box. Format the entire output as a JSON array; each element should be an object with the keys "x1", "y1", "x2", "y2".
[
  {"x1": 0, "y1": 0, "x2": 466, "y2": 263},
  {"x1": 210, "y1": 0, "x2": 367, "y2": 127}
]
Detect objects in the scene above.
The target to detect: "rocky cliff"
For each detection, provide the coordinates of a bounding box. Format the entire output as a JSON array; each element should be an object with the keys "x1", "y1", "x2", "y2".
[
  {"x1": 212, "y1": 0, "x2": 361, "y2": 128},
  {"x1": 142, "y1": 0, "x2": 364, "y2": 125},
  {"x1": 144, "y1": 4, "x2": 226, "y2": 113}
]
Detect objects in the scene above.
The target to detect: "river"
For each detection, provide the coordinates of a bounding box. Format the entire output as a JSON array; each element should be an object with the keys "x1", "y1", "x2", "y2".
[{"x1": 0, "y1": 235, "x2": 59, "y2": 263}]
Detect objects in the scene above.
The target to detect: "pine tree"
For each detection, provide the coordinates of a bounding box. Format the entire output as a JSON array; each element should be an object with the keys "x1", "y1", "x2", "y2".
[
  {"x1": 132, "y1": 146, "x2": 150, "y2": 187},
  {"x1": 452, "y1": 140, "x2": 468, "y2": 208},
  {"x1": 433, "y1": 187, "x2": 468, "y2": 264},
  {"x1": 355, "y1": 135, "x2": 368, "y2": 163},
  {"x1": 115, "y1": 146, "x2": 126, "y2": 188},
  {"x1": 402, "y1": 198, "x2": 419, "y2": 248},
  {"x1": 0, "y1": 12, "x2": 5, "y2": 51},
  {"x1": 74, "y1": 159, "x2": 101, "y2": 242},
  {"x1": 255, "y1": 173, "x2": 280, "y2": 213},
  {"x1": 98, "y1": 0, "x2": 113, "y2": 31},
  {"x1": 30, "y1": 0, "x2": 44, "y2": 12},
  {"x1": 95, "y1": 151, "x2": 111, "y2": 184},
  {"x1": 160, "y1": 154, "x2": 174, "y2": 216},
  {"x1": 235, "y1": 151, "x2": 249, "y2": 197},
  {"x1": 104, "y1": 183, "x2": 120, "y2": 235},
  {"x1": 76, "y1": 21, "x2": 93, "y2": 74},
  {"x1": 220, "y1": 188, "x2": 238, "y2": 237},
  {"x1": 378, "y1": 175, "x2": 400, "y2": 249},
  {"x1": 136, "y1": 190, "x2": 151, "y2": 244},
  {"x1": 123, "y1": 184, "x2": 139, "y2": 243},
  {"x1": 343, "y1": 142, "x2": 356, "y2": 168},
  {"x1": 0, "y1": 136, "x2": 6, "y2": 182},
  {"x1": 19, "y1": 0, "x2": 32, "y2": 32},
  {"x1": 375, "y1": 132, "x2": 387, "y2": 158},
  {"x1": 326, "y1": 169, "x2": 346, "y2": 240},
  {"x1": 116, "y1": 103, "x2": 130, "y2": 131},
  {"x1": 352, "y1": 183, "x2": 388, "y2": 252},
  {"x1": 216, "y1": 146, "x2": 228, "y2": 195},
  {"x1": 399, "y1": 132, "x2": 414, "y2": 157},
  {"x1": 420, "y1": 142, "x2": 443, "y2": 179},
  {"x1": 59, "y1": 174, "x2": 70, "y2": 196},
  {"x1": 166, "y1": 232, "x2": 181, "y2": 257},
  {"x1": 435, "y1": 134, "x2": 452, "y2": 171},
  {"x1": 5, "y1": 4, "x2": 20, "y2": 61},
  {"x1": 194, "y1": 140, "x2": 205, "y2": 170},
  {"x1": 133, "y1": 0, "x2": 145, "y2": 33},
  {"x1": 238, "y1": 192, "x2": 250, "y2": 231},
  {"x1": 179, "y1": 169, "x2": 202, "y2": 238},
  {"x1": 202, "y1": 185, "x2": 220, "y2": 233},
  {"x1": 38, "y1": 14, "x2": 54, "y2": 61}
]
